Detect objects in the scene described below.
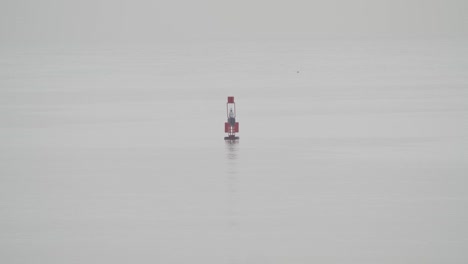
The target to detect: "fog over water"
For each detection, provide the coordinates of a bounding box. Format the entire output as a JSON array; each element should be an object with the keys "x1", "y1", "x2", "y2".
[
  {"x1": 1, "y1": 0, "x2": 468, "y2": 262},
  {"x1": 1, "y1": 39, "x2": 467, "y2": 263}
]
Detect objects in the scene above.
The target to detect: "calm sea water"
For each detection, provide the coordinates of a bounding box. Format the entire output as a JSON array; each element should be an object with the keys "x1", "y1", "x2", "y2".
[{"x1": 1, "y1": 39, "x2": 468, "y2": 263}]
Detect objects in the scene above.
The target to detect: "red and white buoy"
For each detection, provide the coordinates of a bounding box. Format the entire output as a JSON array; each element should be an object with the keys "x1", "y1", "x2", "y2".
[{"x1": 224, "y1": 96, "x2": 239, "y2": 140}]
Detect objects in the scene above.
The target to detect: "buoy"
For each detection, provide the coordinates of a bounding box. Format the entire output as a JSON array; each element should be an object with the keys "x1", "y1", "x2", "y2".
[{"x1": 224, "y1": 96, "x2": 239, "y2": 140}]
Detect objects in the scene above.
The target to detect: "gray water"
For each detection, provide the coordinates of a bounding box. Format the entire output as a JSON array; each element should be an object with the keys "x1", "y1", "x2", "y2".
[{"x1": 1, "y1": 39, "x2": 468, "y2": 263}]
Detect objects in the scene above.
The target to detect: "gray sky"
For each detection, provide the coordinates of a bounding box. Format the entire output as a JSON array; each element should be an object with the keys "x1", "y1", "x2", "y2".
[{"x1": 1, "y1": 0, "x2": 467, "y2": 44}]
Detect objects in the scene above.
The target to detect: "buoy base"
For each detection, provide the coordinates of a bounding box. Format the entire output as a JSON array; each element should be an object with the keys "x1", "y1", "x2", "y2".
[{"x1": 224, "y1": 135, "x2": 239, "y2": 140}]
